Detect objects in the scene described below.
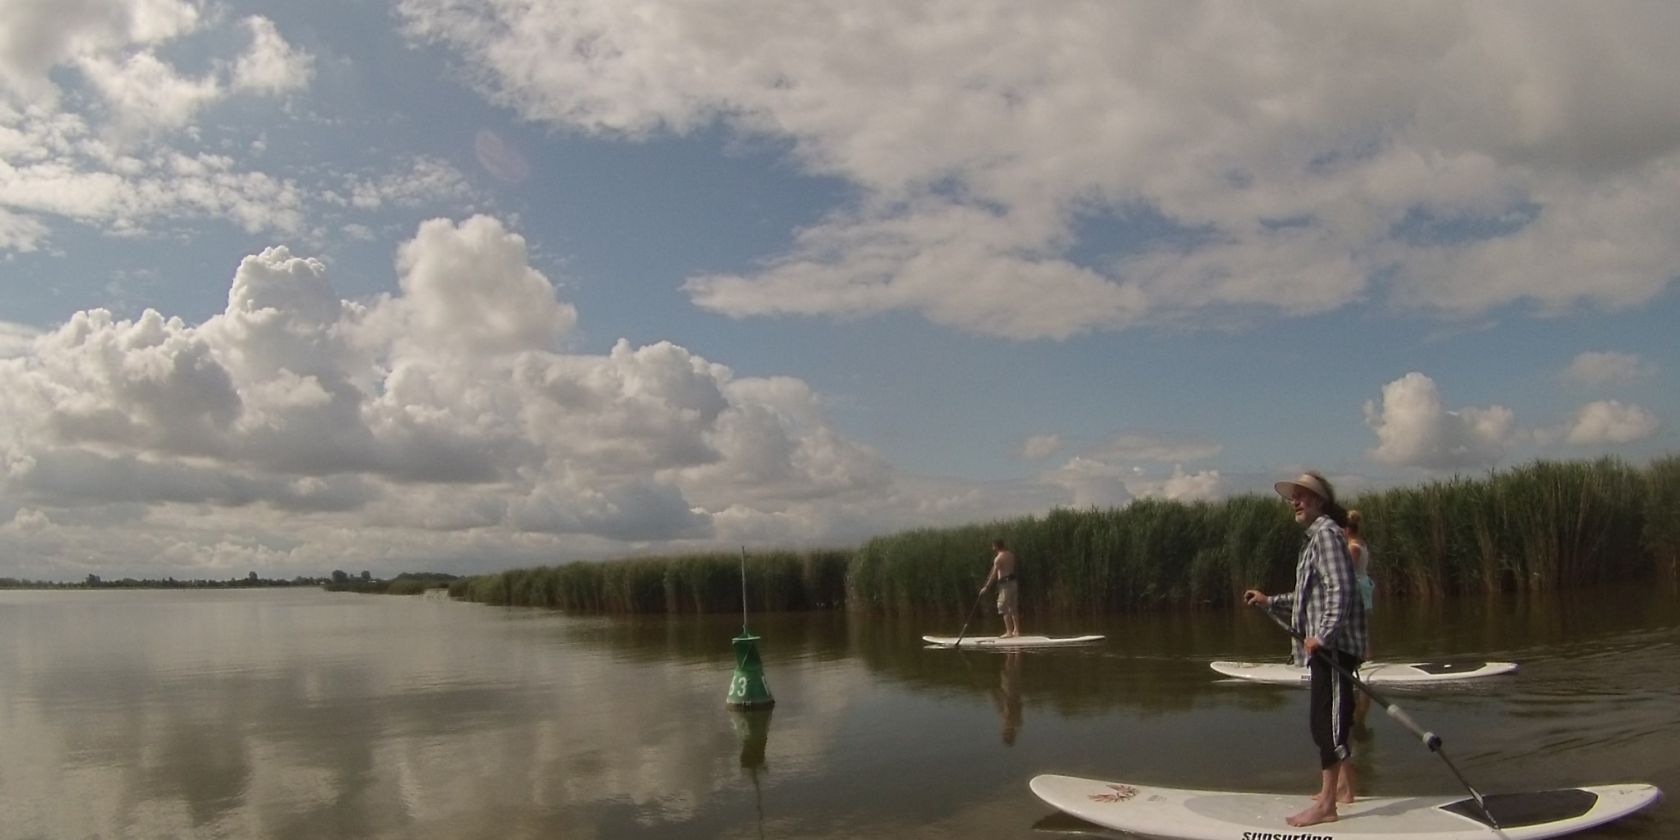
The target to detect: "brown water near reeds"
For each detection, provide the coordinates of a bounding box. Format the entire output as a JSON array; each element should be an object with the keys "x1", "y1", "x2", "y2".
[{"x1": 0, "y1": 584, "x2": 1674, "y2": 839}]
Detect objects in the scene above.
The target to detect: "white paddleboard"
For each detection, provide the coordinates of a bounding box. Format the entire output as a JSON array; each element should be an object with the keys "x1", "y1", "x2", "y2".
[
  {"x1": 1210, "y1": 659, "x2": 1518, "y2": 685},
  {"x1": 1031, "y1": 774, "x2": 1662, "y2": 840},
  {"x1": 921, "y1": 634, "x2": 1103, "y2": 648}
]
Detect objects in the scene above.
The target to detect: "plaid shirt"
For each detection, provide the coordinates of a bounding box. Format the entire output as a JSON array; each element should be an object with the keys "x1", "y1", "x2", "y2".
[{"x1": 1267, "y1": 515, "x2": 1368, "y2": 664}]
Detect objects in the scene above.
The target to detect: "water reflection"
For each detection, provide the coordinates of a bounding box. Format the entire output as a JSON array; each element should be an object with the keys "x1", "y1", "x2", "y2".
[
  {"x1": 993, "y1": 651, "x2": 1024, "y2": 746},
  {"x1": 730, "y1": 708, "x2": 773, "y2": 840},
  {"x1": 0, "y1": 583, "x2": 1673, "y2": 839}
]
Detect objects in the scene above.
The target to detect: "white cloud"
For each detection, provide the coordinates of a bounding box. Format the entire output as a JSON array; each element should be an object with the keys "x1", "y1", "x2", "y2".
[
  {"x1": 1364, "y1": 372, "x2": 1516, "y2": 469},
  {"x1": 76, "y1": 49, "x2": 222, "y2": 137},
  {"x1": 0, "y1": 207, "x2": 51, "y2": 251},
  {"x1": 0, "y1": 132, "x2": 313, "y2": 236},
  {"x1": 1563, "y1": 400, "x2": 1659, "y2": 445},
  {"x1": 1044, "y1": 457, "x2": 1133, "y2": 509},
  {"x1": 0, "y1": 320, "x2": 39, "y2": 357},
  {"x1": 0, "y1": 5, "x2": 462, "y2": 252},
  {"x1": 229, "y1": 16, "x2": 314, "y2": 95},
  {"x1": 0, "y1": 0, "x2": 203, "y2": 106},
  {"x1": 339, "y1": 157, "x2": 476, "y2": 211},
  {"x1": 1093, "y1": 433, "x2": 1222, "y2": 463},
  {"x1": 1041, "y1": 458, "x2": 1223, "y2": 509},
  {"x1": 398, "y1": 1, "x2": 1680, "y2": 339},
  {"x1": 0, "y1": 215, "x2": 926, "y2": 576},
  {"x1": 390, "y1": 215, "x2": 577, "y2": 354},
  {"x1": 2, "y1": 507, "x2": 51, "y2": 533},
  {"x1": 1019, "y1": 433, "x2": 1061, "y2": 459},
  {"x1": 1154, "y1": 466, "x2": 1225, "y2": 503},
  {"x1": 1562, "y1": 351, "x2": 1654, "y2": 386}
]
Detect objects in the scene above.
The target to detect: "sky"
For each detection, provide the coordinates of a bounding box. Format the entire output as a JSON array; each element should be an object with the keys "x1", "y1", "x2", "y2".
[{"x1": 2, "y1": 1, "x2": 1677, "y2": 581}]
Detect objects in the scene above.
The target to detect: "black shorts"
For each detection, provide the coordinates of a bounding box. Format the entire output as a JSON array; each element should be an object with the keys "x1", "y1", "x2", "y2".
[{"x1": 1307, "y1": 649, "x2": 1361, "y2": 768}]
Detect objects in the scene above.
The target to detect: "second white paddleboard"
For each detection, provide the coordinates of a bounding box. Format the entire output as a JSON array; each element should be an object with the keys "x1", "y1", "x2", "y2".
[
  {"x1": 1211, "y1": 659, "x2": 1518, "y2": 685},
  {"x1": 922, "y1": 634, "x2": 1103, "y2": 648}
]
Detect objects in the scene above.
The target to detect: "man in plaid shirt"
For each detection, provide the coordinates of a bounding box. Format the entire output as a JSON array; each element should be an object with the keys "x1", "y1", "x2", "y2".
[{"x1": 1244, "y1": 471, "x2": 1368, "y2": 828}]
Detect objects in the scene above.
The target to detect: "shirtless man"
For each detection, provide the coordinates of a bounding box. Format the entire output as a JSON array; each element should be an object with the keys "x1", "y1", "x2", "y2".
[{"x1": 980, "y1": 538, "x2": 1021, "y2": 638}]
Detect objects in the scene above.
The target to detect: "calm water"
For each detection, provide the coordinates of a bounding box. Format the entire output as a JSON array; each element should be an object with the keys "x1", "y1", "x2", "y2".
[{"x1": 0, "y1": 585, "x2": 1674, "y2": 839}]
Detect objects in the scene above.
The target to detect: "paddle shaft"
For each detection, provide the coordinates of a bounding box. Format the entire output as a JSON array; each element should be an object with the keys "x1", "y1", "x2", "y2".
[
  {"x1": 952, "y1": 584, "x2": 988, "y2": 648},
  {"x1": 1251, "y1": 601, "x2": 1508, "y2": 837}
]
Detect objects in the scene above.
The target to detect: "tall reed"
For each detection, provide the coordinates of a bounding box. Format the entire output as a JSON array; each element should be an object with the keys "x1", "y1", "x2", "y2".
[
  {"x1": 1639, "y1": 455, "x2": 1680, "y2": 581},
  {"x1": 445, "y1": 456, "x2": 1675, "y2": 614},
  {"x1": 848, "y1": 496, "x2": 1301, "y2": 617},
  {"x1": 450, "y1": 550, "x2": 851, "y2": 614},
  {"x1": 849, "y1": 456, "x2": 1674, "y2": 614}
]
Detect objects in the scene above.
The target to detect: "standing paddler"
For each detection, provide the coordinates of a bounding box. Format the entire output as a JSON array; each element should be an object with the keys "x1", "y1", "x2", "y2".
[
  {"x1": 1243, "y1": 471, "x2": 1368, "y2": 828},
  {"x1": 980, "y1": 538, "x2": 1022, "y2": 638}
]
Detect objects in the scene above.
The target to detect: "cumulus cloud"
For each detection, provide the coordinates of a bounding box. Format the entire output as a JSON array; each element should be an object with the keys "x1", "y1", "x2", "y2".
[
  {"x1": 399, "y1": 1, "x2": 1680, "y2": 339},
  {"x1": 0, "y1": 319, "x2": 39, "y2": 357},
  {"x1": 0, "y1": 215, "x2": 914, "y2": 576},
  {"x1": 1030, "y1": 431, "x2": 1225, "y2": 507},
  {"x1": 1364, "y1": 372, "x2": 1516, "y2": 469},
  {"x1": 1563, "y1": 400, "x2": 1659, "y2": 445},
  {"x1": 1562, "y1": 351, "x2": 1654, "y2": 386},
  {"x1": 1154, "y1": 466, "x2": 1226, "y2": 502},
  {"x1": 1042, "y1": 458, "x2": 1223, "y2": 509}
]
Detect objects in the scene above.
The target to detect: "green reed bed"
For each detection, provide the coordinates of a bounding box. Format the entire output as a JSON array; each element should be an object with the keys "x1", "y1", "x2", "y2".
[
  {"x1": 850, "y1": 457, "x2": 1676, "y2": 614},
  {"x1": 444, "y1": 456, "x2": 1675, "y2": 614},
  {"x1": 1644, "y1": 456, "x2": 1680, "y2": 578},
  {"x1": 448, "y1": 550, "x2": 851, "y2": 614},
  {"x1": 849, "y1": 496, "x2": 1302, "y2": 616},
  {"x1": 1355, "y1": 457, "x2": 1655, "y2": 596}
]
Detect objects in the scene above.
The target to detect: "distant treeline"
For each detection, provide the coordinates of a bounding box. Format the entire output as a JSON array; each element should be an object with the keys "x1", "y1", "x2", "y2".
[
  {"x1": 327, "y1": 572, "x2": 461, "y2": 595},
  {"x1": 448, "y1": 456, "x2": 1679, "y2": 615},
  {"x1": 1, "y1": 573, "x2": 331, "y2": 590},
  {"x1": 1, "y1": 570, "x2": 460, "y2": 593}
]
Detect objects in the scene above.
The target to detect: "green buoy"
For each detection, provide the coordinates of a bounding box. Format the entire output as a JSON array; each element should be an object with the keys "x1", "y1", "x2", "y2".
[{"x1": 727, "y1": 548, "x2": 775, "y2": 709}]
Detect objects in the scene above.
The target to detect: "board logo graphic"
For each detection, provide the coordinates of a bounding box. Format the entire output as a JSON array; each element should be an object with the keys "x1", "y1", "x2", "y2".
[{"x1": 1088, "y1": 783, "x2": 1138, "y2": 803}]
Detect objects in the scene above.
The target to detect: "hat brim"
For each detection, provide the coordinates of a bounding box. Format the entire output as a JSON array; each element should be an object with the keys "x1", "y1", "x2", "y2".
[{"x1": 1274, "y1": 479, "x2": 1323, "y2": 500}]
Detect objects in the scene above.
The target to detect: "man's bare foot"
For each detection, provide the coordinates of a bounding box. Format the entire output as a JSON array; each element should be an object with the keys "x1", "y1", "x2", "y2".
[{"x1": 1285, "y1": 800, "x2": 1338, "y2": 827}]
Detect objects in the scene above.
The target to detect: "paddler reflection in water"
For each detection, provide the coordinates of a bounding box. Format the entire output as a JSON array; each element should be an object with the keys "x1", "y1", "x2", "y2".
[
  {"x1": 1243, "y1": 471, "x2": 1369, "y2": 828},
  {"x1": 992, "y1": 649, "x2": 1023, "y2": 745},
  {"x1": 980, "y1": 538, "x2": 1021, "y2": 638}
]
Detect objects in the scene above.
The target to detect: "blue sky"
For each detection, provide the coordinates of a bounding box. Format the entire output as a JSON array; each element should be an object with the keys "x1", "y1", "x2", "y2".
[{"x1": 2, "y1": 1, "x2": 1677, "y2": 580}]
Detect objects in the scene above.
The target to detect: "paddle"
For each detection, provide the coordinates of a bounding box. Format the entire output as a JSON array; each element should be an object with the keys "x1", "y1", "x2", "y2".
[
  {"x1": 1250, "y1": 601, "x2": 1510, "y2": 838},
  {"x1": 951, "y1": 583, "x2": 989, "y2": 648}
]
